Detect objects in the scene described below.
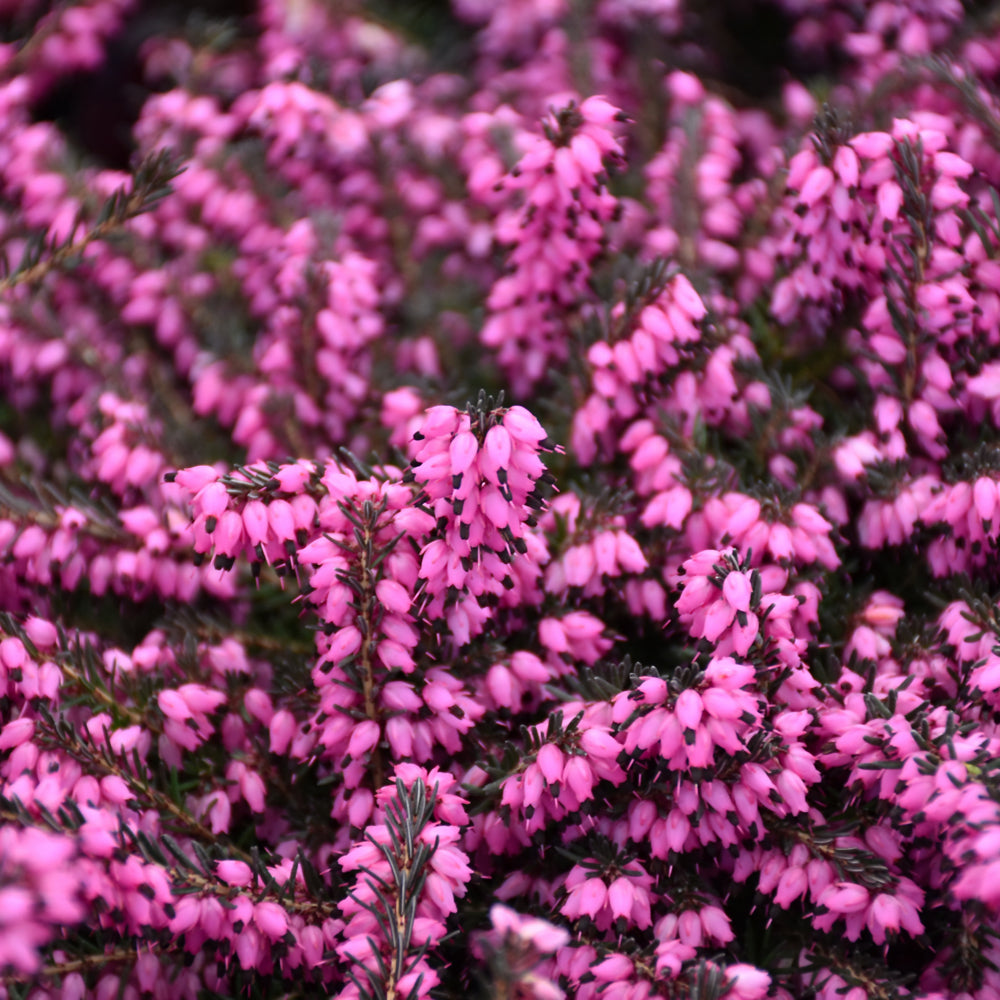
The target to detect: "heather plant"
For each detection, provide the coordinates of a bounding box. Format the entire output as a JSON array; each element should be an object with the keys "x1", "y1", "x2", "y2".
[{"x1": 11, "y1": 1, "x2": 1000, "y2": 999}]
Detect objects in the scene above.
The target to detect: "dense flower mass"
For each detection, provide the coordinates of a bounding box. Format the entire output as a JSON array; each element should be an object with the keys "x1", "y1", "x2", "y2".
[{"x1": 8, "y1": 1, "x2": 1000, "y2": 998}]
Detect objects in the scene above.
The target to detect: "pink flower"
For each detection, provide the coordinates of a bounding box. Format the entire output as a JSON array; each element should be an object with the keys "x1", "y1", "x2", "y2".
[
  {"x1": 700, "y1": 904, "x2": 734, "y2": 944},
  {"x1": 968, "y1": 362, "x2": 1000, "y2": 400},
  {"x1": 722, "y1": 964, "x2": 771, "y2": 999},
  {"x1": 819, "y1": 882, "x2": 870, "y2": 915},
  {"x1": 675, "y1": 689, "x2": 703, "y2": 731},
  {"x1": 489, "y1": 905, "x2": 569, "y2": 953},
  {"x1": 216, "y1": 860, "x2": 253, "y2": 886},
  {"x1": 722, "y1": 571, "x2": 752, "y2": 612},
  {"x1": 562, "y1": 877, "x2": 607, "y2": 921},
  {"x1": 0, "y1": 717, "x2": 34, "y2": 750},
  {"x1": 254, "y1": 901, "x2": 290, "y2": 940}
]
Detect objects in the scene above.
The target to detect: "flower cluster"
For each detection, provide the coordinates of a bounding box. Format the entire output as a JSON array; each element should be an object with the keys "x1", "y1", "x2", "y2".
[
  {"x1": 480, "y1": 98, "x2": 626, "y2": 392},
  {"x1": 338, "y1": 770, "x2": 472, "y2": 1000},
  {"x1": 9, "y1": 2, "x2": 1000, "y2": 1000},
  {"x1": 0, "y1": 826, "x2": 85, "y2": 974}
]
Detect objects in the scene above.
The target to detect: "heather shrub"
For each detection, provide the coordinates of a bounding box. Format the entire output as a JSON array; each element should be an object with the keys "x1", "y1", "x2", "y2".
[{"x1": 6, "y1": 2, "x2": 1000, "y2": 999}]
